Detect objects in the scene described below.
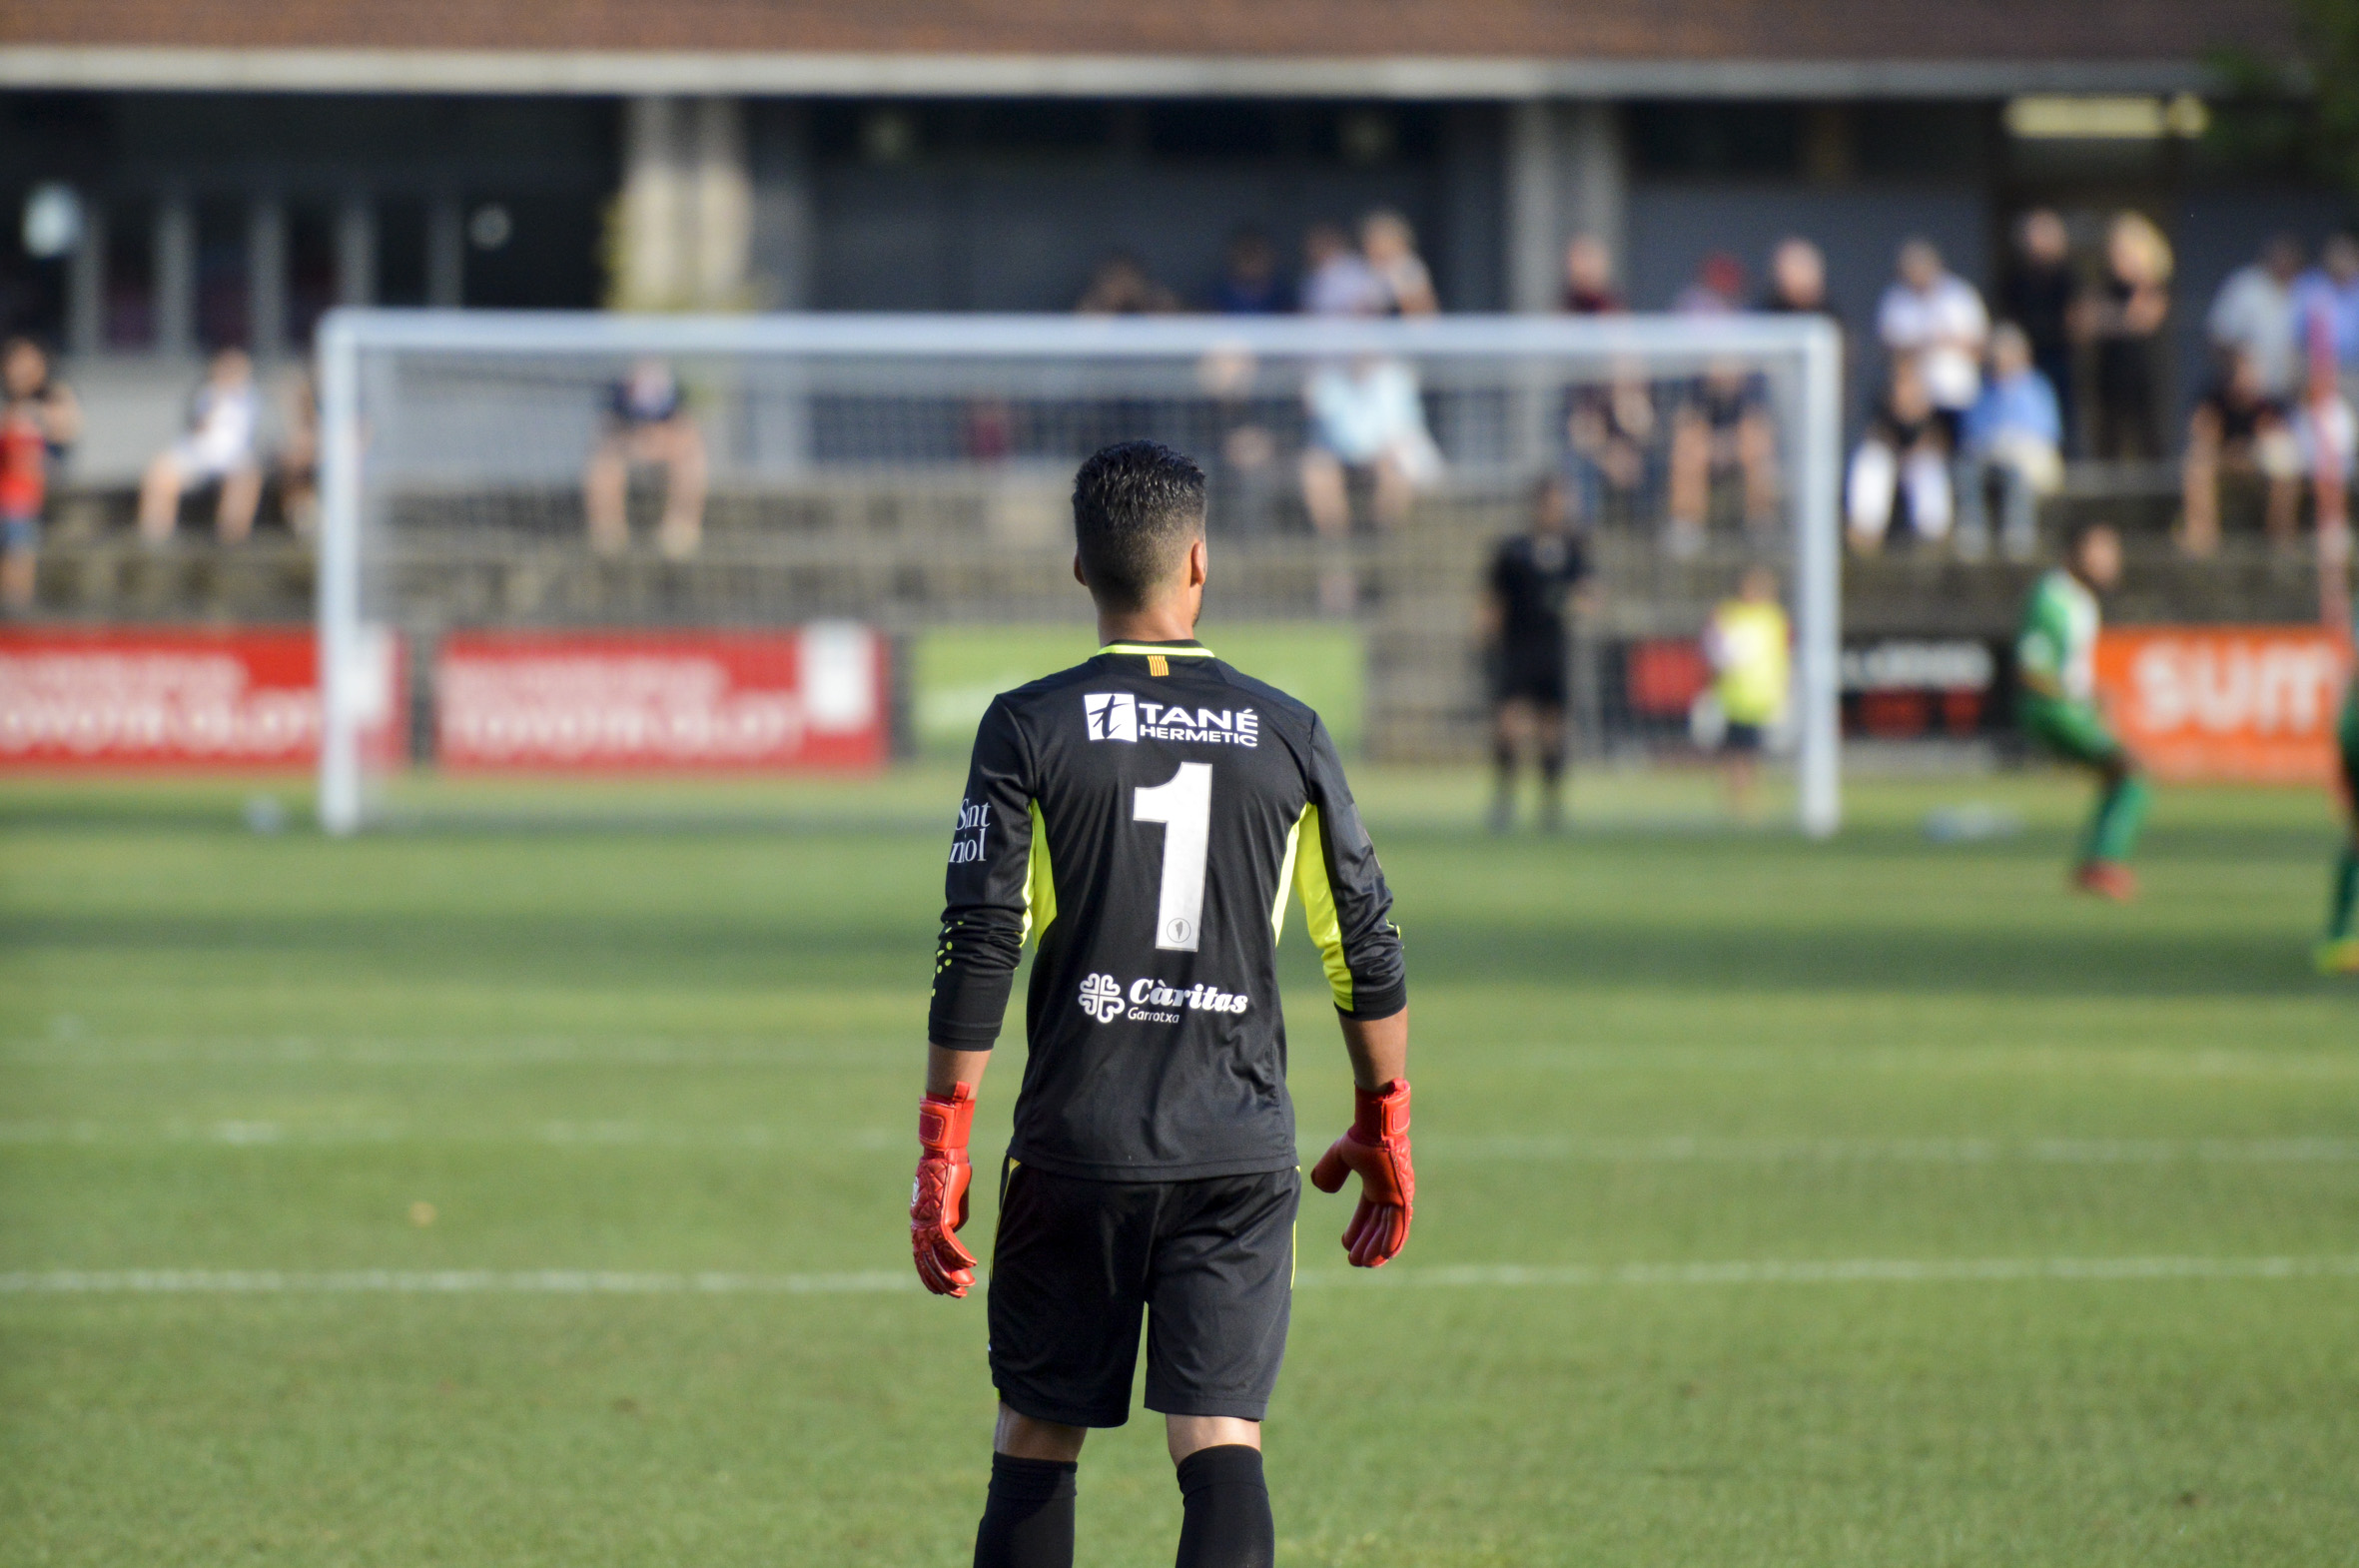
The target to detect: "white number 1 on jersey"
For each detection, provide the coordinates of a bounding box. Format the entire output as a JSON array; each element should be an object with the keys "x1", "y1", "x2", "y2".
[{"x1": 1134, "y1": 761, "x2": 1212, "y2": 952}]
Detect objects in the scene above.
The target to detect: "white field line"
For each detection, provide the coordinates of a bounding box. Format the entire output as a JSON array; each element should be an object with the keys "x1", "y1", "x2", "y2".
[
  {"x1": 6, "y1": 1123, "x2": 2359, "y2": 1166},
  {"x1": 5, "y1": 1255, "x2": 2358, "y2": 1297}
]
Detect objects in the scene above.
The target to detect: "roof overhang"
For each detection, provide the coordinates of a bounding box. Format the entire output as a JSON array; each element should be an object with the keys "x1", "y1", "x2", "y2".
[{"x1": 0, "y1": 46, "x2": 2220, "y2": 99}]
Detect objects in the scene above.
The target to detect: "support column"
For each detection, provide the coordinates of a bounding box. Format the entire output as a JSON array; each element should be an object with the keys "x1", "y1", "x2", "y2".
[
  {"x1": 336, "y1": 195, "x2": 377, "y2": 307},
  {"x1": 425, "y1": 196, "x2": 463, "y2": 307},
  {"x1": 67, "y1": 196, "x2": 104, "y2": 358},
  {"x1": 751, "y1": 103, "x2": 813, "y2": 311},
  {"x1": 155, "y1": 191, "x2": 195, "y2": 355},
  {"x1": 1504, "y1": 102, "x2": 1559, "y2": 316},
  {"x1": 248, "y1": 196, "x2": 287, "y2": 359},
  {"x1": 693, "y1": 96, "x2": 751, "y2": 309},
  {"x1": 1504, "y1": 101, "x2": 1627, "y2": 314},
  {"x1": 617, "y1": 95, "x2": 686, "y2": 310}
]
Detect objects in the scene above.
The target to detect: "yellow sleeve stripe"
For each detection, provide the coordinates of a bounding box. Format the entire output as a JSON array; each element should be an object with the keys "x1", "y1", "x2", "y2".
[
  {"x1": 1271, "y1": 810, "x2": 1304, "y2": 943},
  {"x1": 1022, "y1": 799, "x2": 1056, "y2": 948},
  {"x1": 1292, "y1": 803, "x2": 1353, "y2": 1012}
]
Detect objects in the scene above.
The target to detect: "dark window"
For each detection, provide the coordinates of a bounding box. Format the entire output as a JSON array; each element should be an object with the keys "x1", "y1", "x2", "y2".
[
  {"x1": 1855, "y1": 104, "x2": 1990, "y2": 182},
  {"x1": 1629, "y1": 104, "x2": 1803, "y2": 179},
  {"x1": 1148, "y1": 103, "x2": 1281, "y2": 160}
]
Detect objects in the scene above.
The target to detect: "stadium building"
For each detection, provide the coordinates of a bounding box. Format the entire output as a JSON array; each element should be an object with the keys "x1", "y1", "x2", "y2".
[{"x1": 0, "y1": 0, "x2": 2315, "y2": 476}]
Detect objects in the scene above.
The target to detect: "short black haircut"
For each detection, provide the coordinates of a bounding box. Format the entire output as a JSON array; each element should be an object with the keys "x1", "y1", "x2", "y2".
[{"x1": 1072, "y1": 440, "x2": 1206, "y2": 611}]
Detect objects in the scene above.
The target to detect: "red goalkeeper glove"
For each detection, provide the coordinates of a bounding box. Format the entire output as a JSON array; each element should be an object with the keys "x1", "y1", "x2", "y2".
[
  {"x1": 1309, "y1": 1078, "x2": 1413, "y2": 1268},
  {"x1": 910, "y1": 1082, "x2": 978, "y2": 1297}
]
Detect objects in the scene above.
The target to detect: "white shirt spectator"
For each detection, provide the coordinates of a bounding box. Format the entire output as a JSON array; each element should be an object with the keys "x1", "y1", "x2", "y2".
[
  {"x1": 1307, "y1": 360, "x2": 1443, "y2": 481},
  {"x1": 172, "y1": 380, "x2": 261, "y2": 478},
  {"x1": 1302, "y1": 253, "x2": 1385, "y2": 317},
  {"x1": 2207, "y1": 264, "x2": 2300, "y2": 399},
  {"x1": 1878, "y1": 273, "x2": 1989, "y2": 412}
]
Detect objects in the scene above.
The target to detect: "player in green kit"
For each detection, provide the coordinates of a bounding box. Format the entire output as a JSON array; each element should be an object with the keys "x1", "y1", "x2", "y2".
[
  {"x1": 2016, "y1": 521, "x2": 2148, "y2": 900},
  {"x1": 2321, "y1": 667, "x2": 2359, "y2": 974}
]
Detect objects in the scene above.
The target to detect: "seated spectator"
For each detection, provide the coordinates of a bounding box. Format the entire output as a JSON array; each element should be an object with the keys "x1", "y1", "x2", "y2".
[
  {"x1": 1759, "y1": 237, "x2": 1834, "y2": 319},
  {"x1": 1, "y1": 337, "x2": 80, "y2": 611},
  {"x1": 138, "y1": 348, "x2": 263, "y2": 545},
  {"x1": 2207, "y1": 234, "x2": 2303, "y2": 401},
  {"x1": 1666, "y1": 363, "x2": 1777, "y2": 556},
  {"x1": 1564, "y1": 369, "x2": 1660, "y2": 529},
  {"x1": 1562, "y1": 236, "x2": 1622, "y2": 314},
  {"x1": 1878, "y1": 239, "x2": 1987, "y2": 442},
  {"x1": 2085, "y1": 211, "x2": 2172, "y2": 461},
  {"x1": 584, "y1": 359, "x2": 707, "y2": 559},
  {"x1": 1847, "y1": 357, "x2": 1953, "y2": 553},
  {"x1": 277, "y1": 368, "x2": 320, "y2": 537},
  {"x1": 1360, "y1": 210, "x2": 1438, "y2": 317},
  {"x1": 1076, "y1": 251, "x2": 1180, "y2": 316},
  {"x1": 2181, "y1": 351, "x2": 2300, "y2": 556},
  {"x1": 2295, "y1": 233, "x2": 2359, "y2": 413},
  {"x1": 1300, "y1": 223, "x2": 1383, "y2": 317},
  {"x1": 1301, "y1": 355, "x2": 1442, "y2": 608},
  {"x1": 1208, "y1": 229, "x2": 1287, "y2": 315},
  {"x1": 1676, "y1": 253, "x2": 1746, "y2": 316},
  {"x1": 1957, "y1": 323, "x2": 2063, "y2": 561}
]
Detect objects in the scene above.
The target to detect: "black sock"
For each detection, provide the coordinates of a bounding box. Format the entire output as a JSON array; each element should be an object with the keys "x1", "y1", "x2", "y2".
[
  {"x1": 974, "y1": 1453, "x2": 1077, "y2": 1568},
  {"x1": 1174, "y1": 1444, "x2": 1273, "y2": 1568}
]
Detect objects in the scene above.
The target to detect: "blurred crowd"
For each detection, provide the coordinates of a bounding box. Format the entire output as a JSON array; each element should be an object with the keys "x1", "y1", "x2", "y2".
[{"x1": 3, "y1": 204, "x2": 2351, "y2": 610}]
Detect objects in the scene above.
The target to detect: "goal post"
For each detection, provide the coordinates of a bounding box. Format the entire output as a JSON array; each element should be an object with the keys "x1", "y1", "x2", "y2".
[{"x1": 315, "y1": 309, "x2": 1844, "y2": 835}]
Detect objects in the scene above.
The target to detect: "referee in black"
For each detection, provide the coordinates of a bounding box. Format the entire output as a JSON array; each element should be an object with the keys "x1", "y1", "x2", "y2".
[
  {"x1": 911, "y1": 440, "x2": 1413, "y2": 1568},
  {"x1": 1481, "y1": 471, "x2": 1597, "y2": 832}
]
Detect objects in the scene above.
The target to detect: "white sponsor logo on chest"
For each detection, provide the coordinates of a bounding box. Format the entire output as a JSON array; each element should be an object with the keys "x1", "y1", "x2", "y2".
[{"x1": 1083, "y1": 693, "x2": 1258, "y2": 747}]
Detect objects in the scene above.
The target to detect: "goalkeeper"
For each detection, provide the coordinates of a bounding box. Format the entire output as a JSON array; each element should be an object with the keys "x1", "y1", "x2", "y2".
[
  {"x1": 915, "y1": 442, "x2": 1411, "y2": 1568},
  {"x1": 2016, "y1": 521, "x2": 2147, "y2": 900}
]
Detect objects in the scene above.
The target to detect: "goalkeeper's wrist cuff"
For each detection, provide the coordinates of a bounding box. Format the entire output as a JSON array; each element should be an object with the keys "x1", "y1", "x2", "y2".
[
  {"x1": 1352, "y1": 1079, "x2": 1410, "y2": 1143},
  {"x1": 919, "y1": 1082, "x2": 976, "y2": 1153}
]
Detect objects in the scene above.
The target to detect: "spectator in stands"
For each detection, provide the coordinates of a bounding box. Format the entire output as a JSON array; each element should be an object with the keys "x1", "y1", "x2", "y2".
[
  {"x1": 1676, "y1": 253, "x2": 1746, "y2": 316},
  {"x1": 1480, "y1": 471, "x2": 1597, "y2": 833},
  {"x1": 2291, "y1": 335, "x2": 2357, "y2": 549},
  {"x1": 2207, "y1": 233, "x2": 2304, "y2": 400},
  {"x1": 276, "y1": 368, "x2": 320, "y2": 538},
  {"x1": 1847, "y1": 356, "x2": 1953, "y2": 553},
  {"x1": 1878, "y1": 239, "x2": 1987, "y2": 444},
  {"x1": 1360, "y1": 210, "x2": 1438, "y2": 317},
  {"x1": 2294, "y1": 233, "x2": 2359, "y2": 411},
  {"x1": 2180, "y1": 350, "x2": 2301, "y2": 557},
  {"x1": 138, "y1": 348, "x2": 263, "y2": 545},
  {"x1": 2000, "y1": 210, "x2": 2080, "y2": 453},
  {"x1": 0, "y1": 338, "x2": 80, "y2": 611},
  {"x1": 1208, "y1": 229, "x2": 1287, "y2": 315},
  {"x1": 1562, "y1": 235, "x2": 1623, "y2": 314},
  {"x1": 1759, "y1": 237, "x2": 1833, "y2": 320},
  {"x1": 1665, "y1": 364, "x2": 1777, "y2": 557},
  {"x1": 2084, "y1": 212, "x2": 2172, "y2": 461},
  {"x1": 1300, "y1": 223, "x2": 1383, "y2": 317},
  {"x1": 1076, "y1": 251, "x2": 1180, "y2": 316},
  {"x1": 584, "y1": 359, "x2": 707, "y2": 559},
  {"x1": 1957, "y1": 323, "x2": 2062, "y2": 562},
  {"x1": 1564, "y1": 368, "x2": 1660, "y2": 530},
  {"x1": 1301, "y1": 354, "x2": 1442, "y2": 608}
]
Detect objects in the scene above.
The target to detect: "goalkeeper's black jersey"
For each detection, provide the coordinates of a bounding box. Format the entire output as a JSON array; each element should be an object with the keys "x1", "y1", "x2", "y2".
[{"x1": 929, "y1": 639, "x2": 1406, "y2": 1181}]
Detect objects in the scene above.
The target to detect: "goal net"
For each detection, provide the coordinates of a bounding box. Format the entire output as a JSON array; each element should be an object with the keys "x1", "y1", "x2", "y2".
[{"x1": 316, "y1": 311, "x2": 1842, "y2": 833}]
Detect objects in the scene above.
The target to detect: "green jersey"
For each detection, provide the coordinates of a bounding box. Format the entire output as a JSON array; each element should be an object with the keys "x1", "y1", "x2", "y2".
[{"x1": 2017, "y1": 568, "x2": 2099, "y2": 704}]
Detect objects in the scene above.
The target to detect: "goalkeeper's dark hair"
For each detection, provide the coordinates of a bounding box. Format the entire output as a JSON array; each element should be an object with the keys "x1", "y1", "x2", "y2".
[{"x1": 1072, "y1": 440, "x2": 1207, "y2": 611}]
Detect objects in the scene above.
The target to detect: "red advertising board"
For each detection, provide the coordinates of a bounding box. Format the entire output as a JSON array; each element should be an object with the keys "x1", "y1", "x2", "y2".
[
  {"x1": 434, "y1": 625, "x2": 888, "y2": 771},
  {"x1": 2093, "y1": 626, "x2": 2345, "y2": 784},
  {"x1": 0, "y1": 626, "x2": 402, "y2": 769}
]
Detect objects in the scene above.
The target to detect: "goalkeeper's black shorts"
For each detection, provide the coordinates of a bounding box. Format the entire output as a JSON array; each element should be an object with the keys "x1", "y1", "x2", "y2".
[{"x1": 987, "y1": 1159, "x2": 1297, "y2": 1427}]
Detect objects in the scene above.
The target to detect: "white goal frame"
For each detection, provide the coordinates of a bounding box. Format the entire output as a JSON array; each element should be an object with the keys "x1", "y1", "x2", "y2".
[{"x1": 316, "y1": 310, "x2": 1844, "y2": 837}]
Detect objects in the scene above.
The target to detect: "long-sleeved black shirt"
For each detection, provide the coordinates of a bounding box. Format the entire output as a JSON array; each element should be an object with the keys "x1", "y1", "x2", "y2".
[{"x1": 928, "y1": 639, "x2": 1406, "y2": 1181}]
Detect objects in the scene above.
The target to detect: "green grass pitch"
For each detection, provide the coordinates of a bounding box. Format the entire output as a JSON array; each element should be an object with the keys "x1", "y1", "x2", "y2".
[{"x1": 4, "y1": 768, "x2": 2357, "y2": 1566}]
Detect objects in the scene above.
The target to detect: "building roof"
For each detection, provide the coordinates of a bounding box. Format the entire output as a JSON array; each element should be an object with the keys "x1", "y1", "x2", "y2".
[{"x1": 0, "y1": 0, "x2": 2297, "y2": 98}]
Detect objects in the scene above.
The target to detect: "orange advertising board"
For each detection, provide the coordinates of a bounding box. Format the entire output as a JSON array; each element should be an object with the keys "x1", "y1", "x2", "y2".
[{"x1": 2092, "y1": 627, "x2": 2347, "y2": 784}]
